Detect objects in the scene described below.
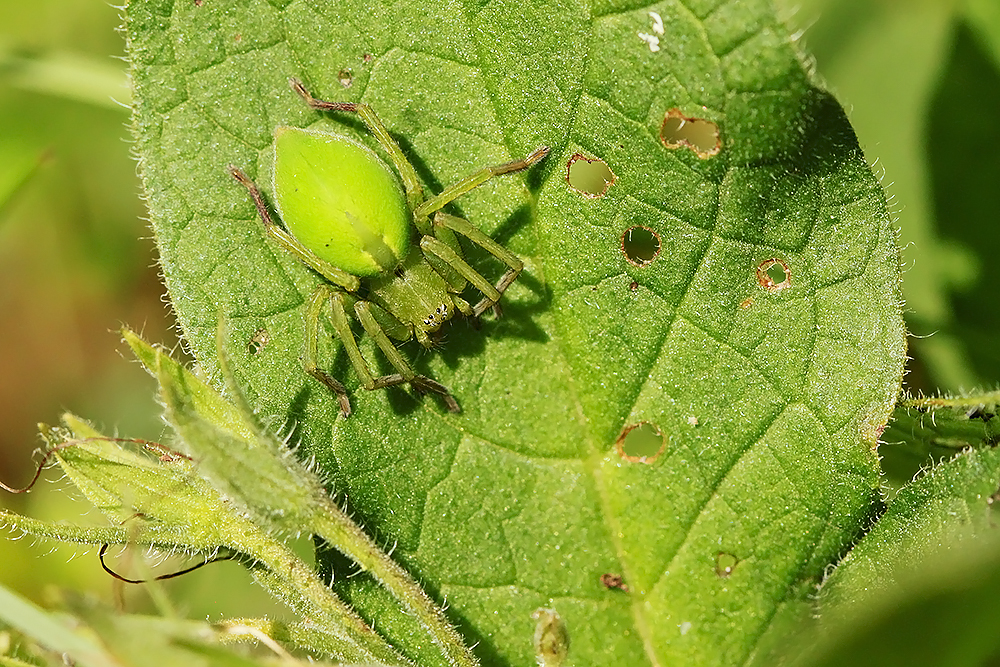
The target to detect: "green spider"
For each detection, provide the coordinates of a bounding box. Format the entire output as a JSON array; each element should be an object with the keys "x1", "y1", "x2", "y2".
[{"x1": 229, "y1": 78, "x2": 548, "y2": 417}]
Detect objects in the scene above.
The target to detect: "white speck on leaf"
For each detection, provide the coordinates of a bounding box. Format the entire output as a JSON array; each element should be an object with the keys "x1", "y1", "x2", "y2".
[
  {"x1": 638, "y1": 32, "x2": 660, "y2": 52},
  {"x1": 649, "y1": 11, "x2": 664, "y2": 35}
]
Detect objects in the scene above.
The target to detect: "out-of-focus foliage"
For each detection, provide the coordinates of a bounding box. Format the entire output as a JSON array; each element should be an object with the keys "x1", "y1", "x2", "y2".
[
  {"x1": 0, "y1": 0, "x2": 152, "y2": 610},
  {"x1": 776, "y1": 3, "x2": 1000, "y2": 663},
  {"x1": 0, "y1": 0, "x2": 280, "y2": 623},
  {"x1": 0, "y1": 0, "x2": 159, "y2": 470},
  {"x1": 788, "y1": 528, "x2": 1000, "y2": 667}
]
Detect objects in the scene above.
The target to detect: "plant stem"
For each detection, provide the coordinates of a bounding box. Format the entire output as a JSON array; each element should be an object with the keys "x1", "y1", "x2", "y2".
[{"x1": 310, "y1": 499, "x2": 481, "y2": 667}]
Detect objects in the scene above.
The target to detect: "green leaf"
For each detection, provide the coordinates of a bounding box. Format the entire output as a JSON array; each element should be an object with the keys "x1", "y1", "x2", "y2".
[
  {"x1": 794, "y1": 543, "x2": 1000, "y2": 667},
  {"x1": 126, "y1": 1, "x2": 905, "y2": 666},
  {"x1": 0, "y1": 584, "x2": 117, "y2": 667},
  {"x1": 818, "y1": 444, "x2": 1000, "y2": 613},
  {"x1": 775, "y1": 0, "x2": 973, "y2": 392},
  {"x1": 5, "y1": 403, "x2": 407, "y2": 664},
  {"x1": 43, "y1": 416, "x2": 247, "y2": 551},
  {"x1": 0, "y1": 583, "x2": 377, "y2": 667},
  {"x1": 129, "y1": 327, "x2": 478, "y2": 667},
  {"x1": 786, "y1": 447, "x2": 1000, "y2": 666},
  {"x1": 126, "y1": 328, "x2": 331, "y2": 532}
]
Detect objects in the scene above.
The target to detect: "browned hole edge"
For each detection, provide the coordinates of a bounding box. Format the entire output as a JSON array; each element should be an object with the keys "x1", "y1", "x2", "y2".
[
  {"x1": 614, "y1": 421, "x2": 665, "y2": 464},
  {"x1": 621, "y1": 225, "x2": 661, "y2": 267},
  {"x1": 660, "y1": 108, "x2": 721, "y2": 159},
  {"x1": 565, "y1": 152, "x2": 617, "y2": 198},
  {"x1": 756, "y1": 258, "x2": 792, "y2": 292}
]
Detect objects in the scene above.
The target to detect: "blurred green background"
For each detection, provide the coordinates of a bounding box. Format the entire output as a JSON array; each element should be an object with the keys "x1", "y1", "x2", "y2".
[
  {"x1": 0, "y1": 0, "x2": 996, "y2": 621},
  {"x1": 0, "y1": 0, "x2": 283, "y2": 620}
]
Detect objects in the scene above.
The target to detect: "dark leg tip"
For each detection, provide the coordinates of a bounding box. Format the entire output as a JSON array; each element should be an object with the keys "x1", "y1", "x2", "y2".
[{"x1": 337, "y1": 396, "x2": 352, "y2": 419}]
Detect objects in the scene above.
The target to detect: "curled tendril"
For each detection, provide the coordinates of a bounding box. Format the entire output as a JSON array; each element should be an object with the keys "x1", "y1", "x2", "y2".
[
  {"x1": 99, "y1": 544, "x2": 238, "y2": 584},
  {"x1": 0, "y1": 437, "x2": 190, "y2": 494}
]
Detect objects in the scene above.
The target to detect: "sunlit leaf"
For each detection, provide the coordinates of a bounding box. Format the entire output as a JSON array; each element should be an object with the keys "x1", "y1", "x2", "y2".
[{"x1": 126, "y1": 1, "x2": 906, "y2": 664}]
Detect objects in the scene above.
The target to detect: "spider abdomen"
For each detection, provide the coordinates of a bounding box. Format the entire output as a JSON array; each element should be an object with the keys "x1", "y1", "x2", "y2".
[{"x1": 272, "y1": 126, "x2": 410, "y2": 277}]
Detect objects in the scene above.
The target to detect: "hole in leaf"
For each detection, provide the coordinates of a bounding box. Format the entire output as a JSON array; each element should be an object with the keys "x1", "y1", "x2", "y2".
[
  {"x1": 764, "y1": 263, "x2": 786, "y2": 285},
  {"x1": 600, "y1": 573, "x2": 630, "y2": 592},
  {"x1": 616, "y1": 422, "x2": 665, "y2": 463},
  {"x1": 248, "y1": 328, "x2": 270, "y2": 355},
  {"x1": 531, "y1": 608, "x2": 569, "y2": 667},
  {"x1": 629, "y1": 280, "x2": 639, "y2": 292},
  {"x1": 660, "y1": 109, "x2": 721, "y2": 158},
  {"x1": 756, "y1": 258, "x2": 791, "y2": 292},
  {"x1": 622, "y1": 226, "x2": 661, "y2": 266},
  {"x1": 566, "y1": 153, "x2": 616, "y2": 197},
  {"x1": 338, "y1": 69, "x2": 353, "y2": 87},
  {"x1": 715, "y1": 552, "x2": 738, "y2": 578}
]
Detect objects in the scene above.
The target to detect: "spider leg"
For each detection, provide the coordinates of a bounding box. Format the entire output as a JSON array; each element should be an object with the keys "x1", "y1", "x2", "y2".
[
  {"x1": 229, "y1": 166, "x2": 360, "y2": 292},
  {"x1": 306, "y1": 287, "x2": 452, "y2": 415},
  {"x1": 431, "y1": 212, "x2": 525, "y2": 317},
  {"x1": 419, "y1": 235, "x2": 501, "y2": 305},
  {"x1": 304, "y1": 286, "x2": 353, "y2": 417},
  {"x1": 354, "y1": 301, "x2": 461, "y2": 413},
  {"x1": 289, "y1": 78, "x2": 426, "y2": 220},
  {"x1": 413, "y1": 146, "x2": 549, "y2": 227}
]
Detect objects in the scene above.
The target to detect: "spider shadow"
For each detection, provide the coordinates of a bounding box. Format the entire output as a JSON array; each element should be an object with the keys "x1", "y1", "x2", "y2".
[{"x1": 282, "y1": 383, "x2": 312, "y2": 448}]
